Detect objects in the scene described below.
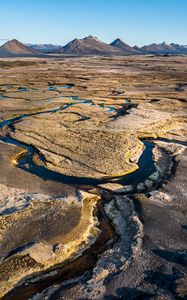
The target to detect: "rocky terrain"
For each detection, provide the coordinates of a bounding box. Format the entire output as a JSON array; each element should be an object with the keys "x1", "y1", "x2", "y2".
[{"x1": 0, "y1": 55, "x2": 186, "y2": 299}]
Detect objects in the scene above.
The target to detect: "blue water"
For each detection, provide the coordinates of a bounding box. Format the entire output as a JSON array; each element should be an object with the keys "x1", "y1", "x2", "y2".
[
  {"x1": 0, "y1": 110, "x2": 156, "y2": 186},
  {"x1": 0, "y1": 135, "x2": 156, "y2": 186},
  {"x1": 48, "y1": 86, "x2": 57, "y2": 91},
  {"x1": 0, "y1": 93, "x2": 10, "y2": 99},
  {"x1": 17, "y1": 87, "x2": 31, "y2": 92},
  {"x1": 49, "y1": 84, "x2": 74, "y2": 91},
  {"x1": 1, "y1": 82, "x2": 126, "y2": 113},
  {"x1": 61, "y1": 84, "x2": 74, "y2": 89},
  {"x1": 0, "y1": 83, "x2": 149, "y2": 186}
]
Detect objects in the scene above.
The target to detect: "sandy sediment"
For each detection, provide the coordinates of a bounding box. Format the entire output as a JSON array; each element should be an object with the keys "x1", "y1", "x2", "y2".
[
  {"x1": 0, "y1": 55, "x2": 186, "y2": 299},
  {"x1": 0, "y1": 190, "x2": 100, "y2": 297}
]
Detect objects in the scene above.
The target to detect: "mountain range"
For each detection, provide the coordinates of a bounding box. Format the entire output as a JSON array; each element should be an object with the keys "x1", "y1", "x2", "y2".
[
  {"x1": 138, "y1": 42, "x2": 187, "y2": 54},
  {"x1": 27, "y1": 43, "x2": 62, "y2": 53},
  {"x1": 0, "y1": 37, "x2": 187, "y2": 56}
]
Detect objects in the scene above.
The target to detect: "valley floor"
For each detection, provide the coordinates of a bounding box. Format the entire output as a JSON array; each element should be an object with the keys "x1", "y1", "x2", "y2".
[{"x1": 0, "y1": 55, "x2": 186, "y2": 299}]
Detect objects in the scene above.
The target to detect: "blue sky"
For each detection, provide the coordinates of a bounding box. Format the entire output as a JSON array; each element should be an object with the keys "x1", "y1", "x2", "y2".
[{"x1": 0, "y1": 0, "x2": 186, "y2": 46}]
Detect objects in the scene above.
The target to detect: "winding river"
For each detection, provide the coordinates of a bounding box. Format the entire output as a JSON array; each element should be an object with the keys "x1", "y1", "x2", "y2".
[
  {"x1": 0, "y1": 84, "x2": 159, "y2": 299},
  {"x1": 0, "y1": 84, "x2": 156, "y2": 186}
]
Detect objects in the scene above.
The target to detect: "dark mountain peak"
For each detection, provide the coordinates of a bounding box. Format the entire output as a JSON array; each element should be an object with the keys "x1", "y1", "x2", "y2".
[
  {"x1": 111, "y1": 38, "x2": 141, "y2": 54},
  {"x1": 112, "y1": 38, "x2": 123, "y2": 43},
  {"x1": 111, "y1": 38, "x2": 129, "y2": 46},
  {"x1": 133, "y1": 45, "x2": 141, "y2": 51},
  {"x1": 72, "y1": 38, "x2": 79, "y2": 42}
]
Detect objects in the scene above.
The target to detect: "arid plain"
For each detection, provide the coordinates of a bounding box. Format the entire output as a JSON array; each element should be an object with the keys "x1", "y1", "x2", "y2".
[{"x1": 0, "y1": 55, "x2": 187, "y2": 299}]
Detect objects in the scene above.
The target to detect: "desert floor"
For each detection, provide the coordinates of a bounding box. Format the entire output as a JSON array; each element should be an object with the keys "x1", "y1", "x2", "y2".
[{"x1": 0, "y1": 55, "x2": 187, "y2": 299}]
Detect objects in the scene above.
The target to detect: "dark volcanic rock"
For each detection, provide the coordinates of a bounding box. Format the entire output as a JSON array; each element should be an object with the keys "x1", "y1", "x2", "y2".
[{"x1": 111, "y1": 38, "x2": 141, "y2": 54}]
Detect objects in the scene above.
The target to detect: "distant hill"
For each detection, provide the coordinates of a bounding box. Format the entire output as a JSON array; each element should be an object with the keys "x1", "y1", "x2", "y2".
[
  {"x1": 110, "y1": 38, "x2": 141, "y2": 54},
  {"x1": 58, "y1": 35, "x2": 121, "y2": 55},
  {"x1": 27, "y1": 43, "x2": 62, "y2": 53},
  {"x1": 140, "y1": 42, "x2": 187, "y2": 54},
  {"x1": 170, "y1": 43, "x2": 187, "y2": 54},
  {"x1": 0, "y1": 39, "x2": 40, "y2": 56}
]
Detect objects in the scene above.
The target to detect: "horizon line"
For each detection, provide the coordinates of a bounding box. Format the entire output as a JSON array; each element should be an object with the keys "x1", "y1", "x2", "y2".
[{"x1": 1, "y1": 36, "x2": 187, "y2": 47}]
